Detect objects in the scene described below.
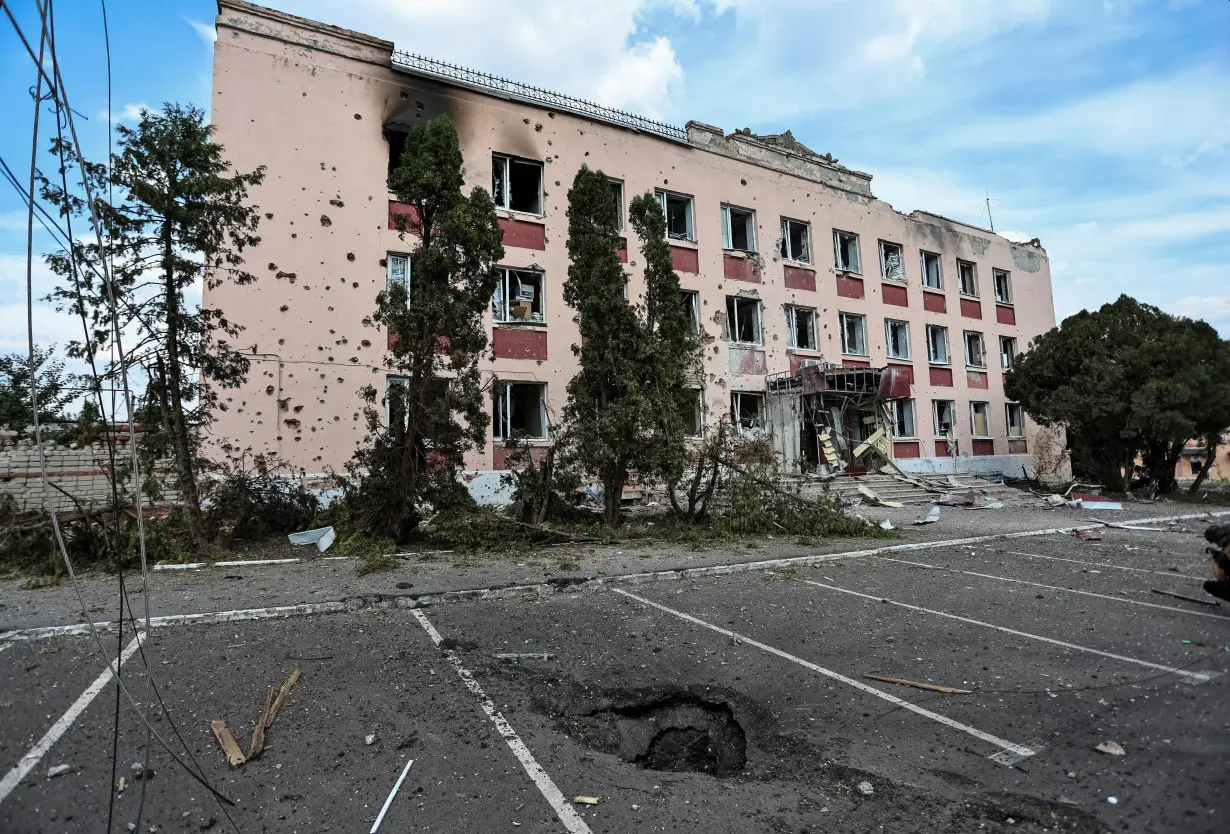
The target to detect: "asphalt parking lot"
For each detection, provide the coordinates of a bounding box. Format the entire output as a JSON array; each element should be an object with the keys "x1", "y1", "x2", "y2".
[{"x1": 2, "y1": 516, "x2": 1228, "y2": 833}]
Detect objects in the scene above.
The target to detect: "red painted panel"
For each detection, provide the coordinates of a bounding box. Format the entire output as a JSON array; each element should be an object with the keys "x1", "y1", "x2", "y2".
[
  {"x1": 892, "y1": 441, "x2": 921, "y2": 459},
  {"x1": 967, "y1": 370, "x2": 989, "y2": 389},
  {"x1": 842, "y1": 358, "x2": 871, "y2": 369},
  {"x1": 836, "y1": 274, "x2": 865, "y2": 299},
  {"x1": 922, "y1": 290, "x2": 946, "y2": 313},
  {"x1": 783, "y1": 265, "x2": 816, "y2": 291},
  {"x1": 387, "y1": 200, "x2": 420, "y2": 231},
  {"x1": 493, "y1": 327, "x2": 547, "y2": 360},
  {"x1": 498, "y1": 217, "x2": 547, "y2": 251},
  {"x1": 670, "y1": 245, "x2": 699, "y2": 273},
  {"x1": 880, "y1": 366, "x2": 912, "y2": 398},
  {"x1": 929, "y1": 366, "x2": 953, "y2": 387},
  {"x1": 996, "y1": 304, "x2": 1016, "y2": 326},
  {"x1": 935, "y1": 440, "x2": 957, "y2": 457},
  {"x1": 616, "y1": 237, "x2": 628, "y2": 264},
  {"x1": 960, "y1": 297, "x2": 982, "y2": 319},
  {"x1": 493, "y1": 445, "x2": 549, "y2": 470},
  {"x1": 886, "y1": 362, "x2": 914, "y2": 387},
  {"x1": 723, "y1": 254, "x2": 760, "y2": 283},
  {"x1": 972, "y1": 439, "x2": 995, "y2": 456},
  {"x1": 1008, "y1": 438, "x2": 1028, "y2": 454},
  {"x1": 881, "y1": 282, "x2": 908, "y2": 307}
]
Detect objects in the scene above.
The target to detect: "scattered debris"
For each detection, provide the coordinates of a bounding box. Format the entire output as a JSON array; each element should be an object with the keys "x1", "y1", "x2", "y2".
[
  {"x1": 370, "y1": 759, "x2": 414, "y2": 834},
  {"x1": 1072, "y1": 493, "x2": 1123, "y2": 510},
  {"x1": 938, "y1": 491, "x2": 978, "y2": 507},
  {"x1": 857, "y1": 485, "x2": 904, "y2": 509},
  {"x1": 365, "y1": 734, "x2": 377, "y2": 746},
  {"x1": 1095, "y1": 741, "x2": 1126, "y2": 756},
  {"x1": 856, "y1": 781, "x2": 875, "y2": 796},
  {"x1": 1150, "y1": 589, "x2": 1220, "y2": 607},
  {"x1": 210, "y1": 720, "x2": 247, "y2": 767},
  {"x1": 863, "y1": 674, "x2": 971, "y2": 694},
  {"x1": 495, "y1": 652, "x2": 554, "y2": 661},
  {"x1": 573, "y1": 796, "x2": 600, "y2": 805},
  {"x1": 287, "y1": 526, "x2": 336, "y2": 553},
  {"x1": 116, "y1": 775, "x2": 126, "y2": 794},
  {"x1": 972, "y1": 501, "x2": 1004, "y2": 510},
  {"x1": 878, "y1": 519, "x2": 895, "y2": 531},
  {"x1": 1107, "y1": 796, "x2": 1119, "y2": 805},
  {"x1": 913, "y1": 505, "x2": 940, "y2": 525},
  {"x1": 1075, "y1": 529, "x2": 1102, "y2": 542},
  {"x1": 211, "y1": 667, "x2": 301, "y2": 767},
  {"x1": 1091, "y1": 519, "x2": 1166, "y2": 532},
  {"x1": 47, "y1": 764, "x2": 71, "y2": 778}
]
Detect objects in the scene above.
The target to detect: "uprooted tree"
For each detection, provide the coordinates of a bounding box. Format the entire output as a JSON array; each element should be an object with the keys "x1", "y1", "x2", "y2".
[
  {"x1": 562, "y1": 168, "x2": 701, "y2": 525},
  {"x1": 41, "y1": 103, "x2": 265, "y2": 547},
  {"x1": 337, "y1": 115, "x2": 504, "y2": 543},
  {"x1": 1006, "y1": 295, "x2": 1230, "y2": 493}
]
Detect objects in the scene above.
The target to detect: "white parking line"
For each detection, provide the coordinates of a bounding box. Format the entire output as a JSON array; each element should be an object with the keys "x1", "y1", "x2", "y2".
[
  {"x1": 613, "y1": 589, "x2": 1036, "y2": 763},
  {"x1": 802, "y1": 580, "x2": 1215, "y2": 684},
  {"x1": 0, "y1": 634, "x2": 144, "y2": 804},
  {"x1": 877, "y1": 556, "x2": 1230, "y2": 621},
  {"x1": 411, "y1": 610, "x2": 593, "y2": 834},
  {"x1": 1001, "y1": 550, "x2": 1207, "y2": 581}
]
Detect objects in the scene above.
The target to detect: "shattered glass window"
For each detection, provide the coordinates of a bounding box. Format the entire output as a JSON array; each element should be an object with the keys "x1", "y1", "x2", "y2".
[{"x1": 880, "y1": 241, "x2": 905, "y2": 281}]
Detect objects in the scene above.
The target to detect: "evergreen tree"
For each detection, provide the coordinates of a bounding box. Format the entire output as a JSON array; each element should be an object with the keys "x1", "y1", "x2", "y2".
[
  {"x1": 0, "y1": 345, "x2": 74, "y2": 436},
  {"x1": 339, "y1": 115, "x2": 504, "y2": 542}
]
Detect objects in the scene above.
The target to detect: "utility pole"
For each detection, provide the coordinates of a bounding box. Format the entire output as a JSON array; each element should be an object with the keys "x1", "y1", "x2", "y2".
[{"x1": 985, "y1": 188, "x2": 995, "y2": 233}]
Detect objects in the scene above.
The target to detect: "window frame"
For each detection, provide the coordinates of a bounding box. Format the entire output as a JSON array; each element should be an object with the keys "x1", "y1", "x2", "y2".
[
  {"x1": 1000, "y1": 336, "x2": 1018, "y2": 370},
  {"x1": 1005, "y1": 402, "x2": 1025, "y2": 438},
  {"x1": 730, "y1": 390, "x2": 765, "y2": 431},
  {"x1": 920, "y1": 250, "x2": 942, "y2": 289},
  {"x1": 655, "y1": 189, "x2": 696, "y2": 243},
  {"x1": 779, "y1": 217, "x2": 811, "y2": 264},
  {"x1": 491, "y1": 153, "x2": 544, "y2": 216},
  {"x1": 608, "y1": 178, "x2": 625, "y2": 229},
  {"x1": 879, "y1": 240, "x2": 905, "y2": 282},
  {"x1": 493, "y1": 381, "x2": 549, "y2": 441},
  {"x1": 832, "y1": 229, "x2": 861, "y2": 274},
  {"x1": 725, "y1": 295, "x2": 763, "y2": 345},
  {"x1": 386, "y1": 252, "x2": 410, "y2": 294},
  {"x1": 993, "y1": 268, "x2": 1013, "y2": 305},
  {"x1": 720, "y1": 204, "x2": 757, "y2": 253},
  {"x1": 885, "y1": 318, "x2": 911, "y2": 360},
  {"x1": 963, "y1": 330, "x2": 987, "y2": 369},
  {"x1": 957, "y1": 259, "x2": 979, "y2": 297},
  {"x1": 785, "y1": 305, "x2": 818, "y2": 351},
  {"x1": 682, "y1": 388, "x2": 705, "y2": 438},
  {"x1": 970, "y1": 401, "x2": 991, "y2": 438},
  {"x1": 926, "y1": 324, "x2": 950, "y2": 365},
  {"x1": 933, "y1": 399, "x2": 956, "y2": 438},
  {"x1": 492, "y1": 267, "x2": 547, "y2": 326},
  {"x1": 839, "y1": 312, "x2": 868, "y2": 356},
  {"x1": 891, "y1": 398, "x2": 917, "y2": 439},
  {"x1": 681, "y1": 290, "x2": 700, "y2": 335}
]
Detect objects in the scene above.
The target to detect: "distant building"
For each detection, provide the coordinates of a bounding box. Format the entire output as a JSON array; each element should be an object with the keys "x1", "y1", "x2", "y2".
[
  {"x1": 206, "y1": 1, "x2": 1066, "y2": 482},
  {"x1": 1177, "y1": 434, "x2": 1230, "y2": 483}
]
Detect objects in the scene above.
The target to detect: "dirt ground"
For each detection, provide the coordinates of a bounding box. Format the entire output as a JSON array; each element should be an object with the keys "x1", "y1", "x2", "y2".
[{"x1": 2, "y1": 499, "x2": 1228, "y2": 833}]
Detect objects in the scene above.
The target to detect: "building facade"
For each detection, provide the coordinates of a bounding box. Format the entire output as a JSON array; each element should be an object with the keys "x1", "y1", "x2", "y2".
[{"x1": 207, "y1": 1, "x2": 1065, "y2": 483}]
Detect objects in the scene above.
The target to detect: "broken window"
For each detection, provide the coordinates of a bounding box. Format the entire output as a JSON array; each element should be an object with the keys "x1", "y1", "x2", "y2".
[
  {"x1": 493, "y1": 382, "x2": 548, "y2": 440},
  {"x1": 892, "y1": 399, "x2": 916, "y2": 439},
  {"x1": 786, "y1": 306, "x2": 817, "y2": 351},
  {"x1": 386, "y1": 253, "x2": 410, "y2": 295},
  {"x1": 926, "y1": 325, "x2": 949, "y2": 364},
  {"x1": 492, "y1": 268, "x2": 545, "y2": 325},
  {"x1": 492, "y1": 154, "x2": 543, "y2": 214},
  {"x1": 682, "y1": 388, "x2": 704, "y2": 437},
  {"x1": 839, "y1": 312, "x2": 867, "y2": 355},
  {"x1": 725, "y1": 296, "x2": 762, "y2": 344},
  {"x1": 833, "y1": 230, "x2": 861, "y2": 273},
  {"x1": 879, "y1": 240, "x2": 905, "y2": 282},
  {"x1": 921, "y1": 250, "x2": 942, "y2": 289},
  {"x1": 609, "y1": 179, "x2": 625, "y2": 228},
  {"x1": 386, "y1": 377, "x2": 408, "y2": 429},
  {"x1": 993, "y1": 269, "x2": 1012, "y2": 304},
  {"x1": 721, "y1": 205, "x2": 756, "y2": 252},
  {"x1": 1000, "y1": 336, "x2": 1017, "y2": 370},
  {"x1": 933, "y1": 400, "x2": 955, "y2": 438},
  {"x1": 386, "y1": 130, "x2": 408, "y2": 183},
  {"x1": 885, "y1": 319, "x2": 911, "y2": 360},
  {"x1": 1005, "y1": 403, "x2": 1024, "y2": 437},
  {"x1": 970, "y1": 401, "x2": 990, "y2": 437},
  {"x1": 730, "y1": 391, "x2": 764, "y2": 431},
  {"x1": 957, "y1": 260, "x2": 978, "y2": 296},
  {"x1": 779, "y1": 218, "x2": 810, "y2": 263},
  {"x1": 656, "y1": 190, "x2": 694, "y2": 241},
  {"x1": 681, "y1": 290, "x2": 700, "y2": 334},
  {"x1": 964, "y1": 331, "x2": 986, "y2": 368}
]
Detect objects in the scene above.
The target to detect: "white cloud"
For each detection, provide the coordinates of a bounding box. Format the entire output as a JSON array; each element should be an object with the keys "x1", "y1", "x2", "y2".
[
  {"x1": 97, "y1": 103, "x2": 152, "y2": 124},
  {"x1": 1171, "y1": 289, "x2": 1230, "y2": 334},
  {"x1": 593, "y1": 37, "x2": 683, "y2": 118},
  {"x1": 185, "y1": 17, "x2": 218, "y2": 45}
]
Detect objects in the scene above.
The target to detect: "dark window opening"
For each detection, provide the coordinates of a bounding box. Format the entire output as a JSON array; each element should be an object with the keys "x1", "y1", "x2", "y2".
[
  {"x1": 494, "y1": 382, "x2": 548, "y2": 440},
  {"x1": 657, "y1": 191, "x2": 694, "y2": 241},
  {"x1": 493, "y1": 154, "x2": 543, "y2": 214},
  {"x1": 725, "y1": 296, "x2": 762, "y2": 344},
  {"x1": 730, "y1": 391, "x2": 764, "y2": 431},
  {"x1": 386, "y1": 130, "x2": 408, "y2": 182},
  {"x1": 722, "y1": 205, "x2": 755, "y2": 251},
  {"x1": 780, "y1": 218, "x2": 810, "y2": 263},
  {"x1": 493, "y1": 268, "x2": 545, "y2": 324}
]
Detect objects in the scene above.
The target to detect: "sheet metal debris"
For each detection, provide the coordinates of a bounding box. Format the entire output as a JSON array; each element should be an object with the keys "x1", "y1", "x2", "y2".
[
  {"x1": 913, "y1": 505, "x2": 941, "y2": 525},
  {"x1": 287, "y1": 526, "x2": 336, "y2": 553},
  {"x1": 1094, "y1": 741, "x2": 1126, "y2": 756},
  {"x1": 857, "y1": 484, "x2": 904, "y2": 508}
]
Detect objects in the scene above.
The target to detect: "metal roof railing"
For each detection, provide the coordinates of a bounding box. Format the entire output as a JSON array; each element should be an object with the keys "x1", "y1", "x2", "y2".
[{"x1": 391, "y1": 51, "x2": 690, "y2": 145}]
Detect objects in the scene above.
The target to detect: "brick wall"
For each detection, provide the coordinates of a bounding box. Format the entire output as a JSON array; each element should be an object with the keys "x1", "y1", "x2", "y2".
[{"x1": 0, "y1": 437, "x2": 178, "y2": 514}]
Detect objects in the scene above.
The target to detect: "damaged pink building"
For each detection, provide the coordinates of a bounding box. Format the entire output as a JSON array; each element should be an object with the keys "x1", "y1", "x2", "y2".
[{"x1": 207, "y1": 1, "x2": 1066, "y2": 490}]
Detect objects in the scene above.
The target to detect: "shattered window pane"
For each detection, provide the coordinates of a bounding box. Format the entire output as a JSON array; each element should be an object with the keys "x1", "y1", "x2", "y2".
[
  {"x1": 730, "y1": 391, "x2": 764, "y2": 431},
  {"x1": 491, "y1": 155, "x2": 506, "y2": 208},
  {"x1": 927, "y1": 326, "x2": 949, "y2": 364},
  {"x1": 780, "y1": 218, "x2": 810, "y2": 263},
  {"x1": 970, "y1": 402, "x2": 990, "y2": 437},
  {"x1": 787, "y1": 306, "x2": 817, "y2": 350},
  {"x1": 681, "y1": 389, "x2": 703, "y2": 436},
  {"x1": 880, "y1": 241, "x2": 905, "y2": 282},
  {"x1": 609, "y1": 179, "x2": 624, "y2": 228},
  {"x1": 1006, "y1": 403, "x2": 1025, "y2": 437},
  {"x1": 933, "y1": 400, "x2": 955, "y2": 437},
  {"x1": 493, "y1": 268, "x2": 545, "y2": 324},
  {"x1": 726, "y1": 296, "x2": 761, "y2": 344},
  {"x1": 681, "y1": 291, "x2": 700, "y2": 334},
  {"x1": 892, "y1": 399, "x2": 916, "y2": 438},
  {"x1": 921, "y1": 251, "x2": 942, "y2": 289},
  {"x1": 993, "y1": 269, "x2": 1012, "y2": 304},
  {"x1": 840, "y1": 312, "x2": 867, "y2": 355},
  {"x1": 386, "y1": 253, "x2": 410, "y2": 295},
  {"x1": 658, "y1": 191, "x2": 694, "y2": 241},
  {"x1": 958, "y1": 260, "x2": 978, "y2": 296},
  {"x1": 833, "y1": 230, "x2": 860, "y2": 273},
  {"x1": 508, "y1": 158, "x2": 542, "y2": 214},
  {"x1": 1000, "y1": 336, "x2": 1017, "y2": 370},
  {"x1": 722, "y1": 205, "x2": 755, "y2": 251},
  {"x1": 964, "y1": 331, "x2": 986, "y2": 368},
  {"x1": 885, "y1": 319, "x2": 910, "y2": 359},
  {"x1": 494, "y1": 382, "x2": 548, "y2": 440}
]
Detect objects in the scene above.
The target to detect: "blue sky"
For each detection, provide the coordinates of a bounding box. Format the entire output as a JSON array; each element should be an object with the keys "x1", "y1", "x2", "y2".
[{"x1": 1, "y1": 0, "x2": 1228, "y2": 365}]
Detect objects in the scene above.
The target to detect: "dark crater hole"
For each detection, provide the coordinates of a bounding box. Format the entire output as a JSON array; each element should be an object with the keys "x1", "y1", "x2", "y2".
[{"x1": 589, "y1": 695, "x2": 748, "y2": 777}]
